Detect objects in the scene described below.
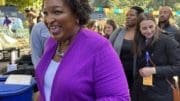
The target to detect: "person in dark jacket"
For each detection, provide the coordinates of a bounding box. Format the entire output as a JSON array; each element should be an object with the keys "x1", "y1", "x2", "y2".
[
  {"x1": 133, "y1": 13, "x2": 180, "y2": 101},
  {"x1": 158, "y1": 6, "x2": 179, "y2": 39},
  {"x1": 175, "y1": 29, "x2": 180, "y2": 43},
  {"x1": 109, "y1": 6, "x2": 144, "y2": 100},
  {"x1": 159, "y1": 6, "x2": 180, "y2": 86},
  {"x1": 175, "y1": 29, "x2": 180, "y2": 88}
]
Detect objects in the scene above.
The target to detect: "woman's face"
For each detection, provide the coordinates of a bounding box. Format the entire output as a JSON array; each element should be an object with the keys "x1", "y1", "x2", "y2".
[
  {"x1": 140, "y1": 20, "x2": 156, "y2": 39},
  {"x1": 104, "y1": 23, "x2": 114, "y2": 35},
  {"x1": 43, "y1": 0, "x2": 78, "y2": 41},
  {"x1": 125, "y1": 9, "x2": 138, "y2": 27}
]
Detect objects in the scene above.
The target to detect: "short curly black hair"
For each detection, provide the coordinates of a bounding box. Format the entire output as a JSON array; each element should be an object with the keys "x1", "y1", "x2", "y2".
[
  {"x1": 63, "y1": 0, "x2": 92, "y2": 25},
  {"x1": 130, "y1": 6, "x2": 144, "y2": 16}
]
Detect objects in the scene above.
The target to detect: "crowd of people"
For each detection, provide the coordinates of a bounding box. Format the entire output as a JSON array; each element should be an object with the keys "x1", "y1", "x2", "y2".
[{"x1": 28, "y1": 0, "x2": 180, "y2": 101}]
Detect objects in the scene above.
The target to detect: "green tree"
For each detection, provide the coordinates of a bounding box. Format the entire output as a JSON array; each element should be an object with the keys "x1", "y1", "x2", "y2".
[
  {"x1": 104, "y1": 0, "x2": 152, "y2": 26},
  {"x1": 92, "y1": 0, "x2": 111, "y2": 8},
  {"x1": 147, "y1": 0, "x2": 178, "y2": 10},
  {"x1": 91, "y1": 0, "x2": 179, "y2": 26},
  {"x1": 6, "y1": 0, "x2": 42, "y2": 12}
]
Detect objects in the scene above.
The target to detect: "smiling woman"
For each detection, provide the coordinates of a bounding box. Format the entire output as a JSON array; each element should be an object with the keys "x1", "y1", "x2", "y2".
[
  {"x1": 35, "y1": 0, "x2": 130, "y2": 101},
  {"x1": 133, "y1": 13, "x2": 180, "y2": 101}
]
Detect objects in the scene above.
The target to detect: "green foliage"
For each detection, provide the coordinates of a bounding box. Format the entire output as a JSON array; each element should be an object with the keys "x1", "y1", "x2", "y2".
[
  {"x1": 106, "y1": 11, "x2": 125, "y2": 26},
  {"x1": 92, "y1": 0, "x2": 152, "y2": 26},
  {"x1": 147, "y1": 0, "x2": 178, "y2": 10},
  {"x1": 175, "y1": 16, "x2": 180, "y2": 27},
  {"x1": 91, "y1": 0, "x2": 179, "y2": 26},
  {"x1": 6, "y1": 0, "x2": 42, "y2": 12},
  {"x1": 92, "y1": 0, "x2": 111, "y2": 7}
]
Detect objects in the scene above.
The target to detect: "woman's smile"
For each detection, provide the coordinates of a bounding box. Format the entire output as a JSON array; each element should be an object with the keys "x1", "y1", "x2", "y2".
[{"x1": 49, "y1": 25, "x2": 62, "y2": 35}]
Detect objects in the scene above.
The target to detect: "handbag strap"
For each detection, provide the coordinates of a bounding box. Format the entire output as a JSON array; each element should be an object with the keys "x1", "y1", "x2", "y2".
[
  {"x1": 147, "y1": 54, "x2": 179, "y2": 91},
  {"x1": 166, "y1": 79, "x2": 176, "y2": 90},
  {"x1": 166, "y1": 78, "x2": 179, "y2": 91}
]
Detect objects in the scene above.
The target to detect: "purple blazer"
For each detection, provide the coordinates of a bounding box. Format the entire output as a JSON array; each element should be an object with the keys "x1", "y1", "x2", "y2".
[{"x1": 35, "y1": 28, "x2": 130, "y2": 101}]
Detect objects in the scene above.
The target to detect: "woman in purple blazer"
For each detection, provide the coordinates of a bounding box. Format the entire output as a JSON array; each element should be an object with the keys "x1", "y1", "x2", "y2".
[{"x1": 35, "y1": 0, "x2": 130, "y2": 101}]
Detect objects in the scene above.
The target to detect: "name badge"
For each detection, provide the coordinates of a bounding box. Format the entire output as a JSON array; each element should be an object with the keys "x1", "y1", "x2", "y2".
[{"x1": 143, "y1": 75, "x2": 153, "y2": 86}]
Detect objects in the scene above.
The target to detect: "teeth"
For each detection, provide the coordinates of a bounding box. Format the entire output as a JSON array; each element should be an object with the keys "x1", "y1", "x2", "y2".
[
  {"x1": 50, "y1": 26, "x2": 57, "y2": 29},
  {"x1": 49, "y1": 25, "x2": 61, "y2": 34},
  {"x1": 51, "y1": 26, "x2": 55, "y2": 28}
]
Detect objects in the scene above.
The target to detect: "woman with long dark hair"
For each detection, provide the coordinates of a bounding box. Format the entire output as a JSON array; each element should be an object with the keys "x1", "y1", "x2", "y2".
[
  {"x1": 109, "y1": 6, "x2": 144, "y2": 99},
  {"x1": 133, "y1": 13, "x2": 180, "y2": 101}
]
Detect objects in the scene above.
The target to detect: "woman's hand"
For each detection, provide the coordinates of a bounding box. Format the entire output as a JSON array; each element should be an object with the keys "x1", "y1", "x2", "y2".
[{"x1": 139, "y1": 67, "x2": 156, "y2": 77}]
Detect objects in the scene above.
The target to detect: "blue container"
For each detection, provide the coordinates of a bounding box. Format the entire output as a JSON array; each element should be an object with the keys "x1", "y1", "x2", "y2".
[
  {"x1": 0, "y1": 77, "x2": 33, "y2": 101},
  {"x1": 0, "y1": 76, "x2": 7, "y2": 81}
]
